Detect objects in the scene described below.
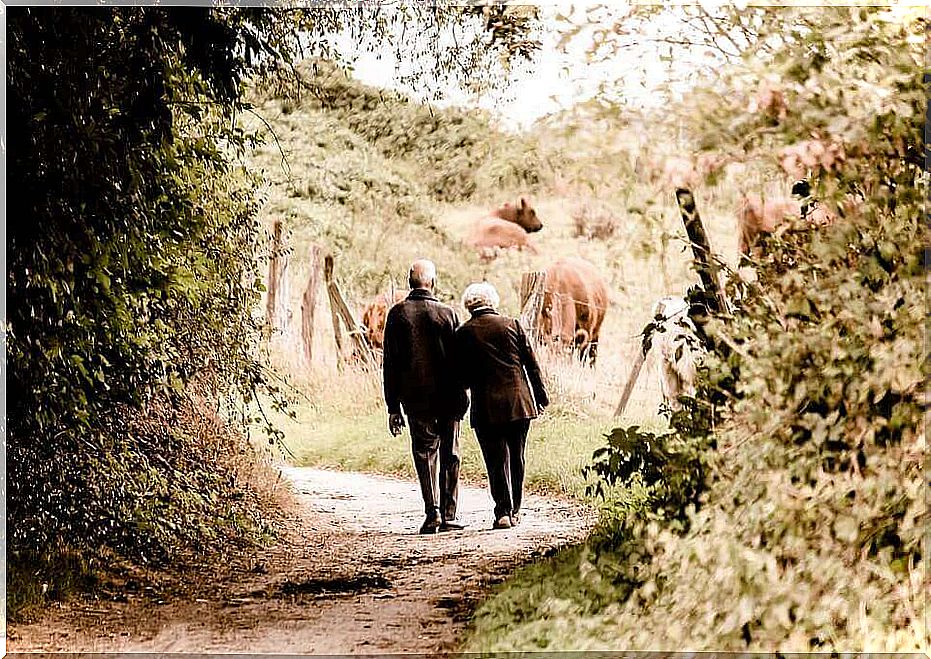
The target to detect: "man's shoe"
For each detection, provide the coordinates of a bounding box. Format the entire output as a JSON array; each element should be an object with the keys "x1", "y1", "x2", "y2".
[
  {"x1": 510, "y1": 512, "x2": 521, "y2": 526},
  {"x1": 439, "y1": 519, "x2": 468, "y2": 532},
  {"x1": 419, "y1": 514, "x2": 442, "y2": 535},
  {"x1": 492, "y1": 515, "x2": 512, "y2": 530}
]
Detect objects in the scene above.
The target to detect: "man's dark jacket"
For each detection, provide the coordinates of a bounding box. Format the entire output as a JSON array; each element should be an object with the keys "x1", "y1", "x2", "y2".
[
  {"x1": 454, "y1": 308, "x2": 549, "y2": 428},
  {"x1": 383, "y1": 288, "x2": 467, "y2": 420}
]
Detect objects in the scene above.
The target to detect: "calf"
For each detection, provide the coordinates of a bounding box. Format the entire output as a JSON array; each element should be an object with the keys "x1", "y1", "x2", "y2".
[
  {"x1": 736, "y1": 196, "x2": 799, "y2": 258},
  {"x1": 737, "y1": 183, "x2": 839, "y2": 258},
  {"x1": 360, "y1": 290, "x2": 406, "y2": 351}
]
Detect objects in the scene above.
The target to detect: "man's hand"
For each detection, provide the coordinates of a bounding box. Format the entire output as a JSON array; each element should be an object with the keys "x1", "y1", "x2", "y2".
[{"x1": 388, "y1": 413, "x2": 406, "y2": 437}]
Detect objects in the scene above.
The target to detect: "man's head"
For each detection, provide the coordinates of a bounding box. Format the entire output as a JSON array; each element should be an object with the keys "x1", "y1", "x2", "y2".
[
  {"x1": 462, "y1": 281, "x2": 500, "y2": 314},
  {"x1": 409, "y1": 259, "x2": 437, "y2": 291}
]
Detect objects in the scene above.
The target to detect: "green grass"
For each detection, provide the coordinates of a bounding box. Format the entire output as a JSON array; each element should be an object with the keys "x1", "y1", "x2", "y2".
[
  {"x1": 274, "y1": 371, "x2": 664, "y2": 499},
  {"x1": 460, "y1": 542, "x2": 630, "y2": 652}
]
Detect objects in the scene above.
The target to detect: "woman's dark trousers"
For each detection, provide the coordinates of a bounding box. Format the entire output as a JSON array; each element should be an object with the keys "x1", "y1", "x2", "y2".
[{"x1": 474, "y1": 419, "x2": 530, "y2": 519}]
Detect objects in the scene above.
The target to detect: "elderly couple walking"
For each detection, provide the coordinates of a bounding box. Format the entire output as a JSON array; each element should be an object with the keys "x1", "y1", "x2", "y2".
[{"x1": 382, "y1": 258, "x2": 550, "y2": 534}]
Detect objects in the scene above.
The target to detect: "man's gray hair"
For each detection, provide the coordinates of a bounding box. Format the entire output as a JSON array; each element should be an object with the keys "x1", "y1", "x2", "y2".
[
  {"x1": 409, "y1": 259, "x2": 437, "y2": 289},
  {"x1": 462, "y1": 281, "x2": 500, "y2": 311}
]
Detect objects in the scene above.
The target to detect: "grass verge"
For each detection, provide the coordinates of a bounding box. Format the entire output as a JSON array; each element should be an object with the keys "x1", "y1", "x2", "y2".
[{"x1": 277, "y1": 394, "x2": 658, "y2": 500}]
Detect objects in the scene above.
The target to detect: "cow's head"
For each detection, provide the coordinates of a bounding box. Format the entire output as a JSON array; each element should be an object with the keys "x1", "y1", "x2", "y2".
[{"x1": 495, "y1": 197, "x2": 543, "y2": 233}]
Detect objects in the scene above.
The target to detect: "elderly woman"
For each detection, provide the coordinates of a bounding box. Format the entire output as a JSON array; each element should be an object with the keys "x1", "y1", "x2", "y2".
[{"x1": 454, "y1": 282, "x2": 549, "y2": 529}]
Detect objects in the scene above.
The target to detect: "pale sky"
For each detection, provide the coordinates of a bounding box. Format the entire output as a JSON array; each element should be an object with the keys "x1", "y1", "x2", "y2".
[{"x1": 335, "y1": 4, "x2": 711, "y2": 131}]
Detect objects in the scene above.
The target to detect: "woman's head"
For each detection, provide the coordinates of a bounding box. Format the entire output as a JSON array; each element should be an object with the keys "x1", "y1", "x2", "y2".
[{"x1": 461, "y1": 281, "x2": 500, "y2": 313}]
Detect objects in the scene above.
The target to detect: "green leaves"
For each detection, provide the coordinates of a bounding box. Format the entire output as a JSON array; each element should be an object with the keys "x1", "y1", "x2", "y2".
[{"x1": 7, "y1": 7, "x2": 284, "y2": 570}]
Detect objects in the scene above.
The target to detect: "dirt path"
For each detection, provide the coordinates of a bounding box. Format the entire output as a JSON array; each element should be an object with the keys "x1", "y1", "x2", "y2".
[{"x1": 9, "y1": 466, "x2": 594, "y2": 654}]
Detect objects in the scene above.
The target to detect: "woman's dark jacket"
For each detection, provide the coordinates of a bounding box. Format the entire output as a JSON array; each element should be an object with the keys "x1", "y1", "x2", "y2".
[{"x1": 454, "y1": 308, "x2": 549, "y2": 429}]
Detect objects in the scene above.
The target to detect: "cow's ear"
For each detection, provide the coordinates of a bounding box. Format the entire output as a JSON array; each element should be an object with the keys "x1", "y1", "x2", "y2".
[{"x1": 520, "y1": 197, "x2": 527, "y2": 209}]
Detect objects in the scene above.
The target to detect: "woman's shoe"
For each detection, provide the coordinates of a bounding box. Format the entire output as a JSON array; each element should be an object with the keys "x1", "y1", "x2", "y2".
[
  {"x1": 439, "y1": 519, "x2": 468, "y2": 532},
  {"x1": 419, "y1": 513, "x2": 442, "y2": 534},
  {"x1": 492, "y1": 515, "x2": 512, "y2": 530}
]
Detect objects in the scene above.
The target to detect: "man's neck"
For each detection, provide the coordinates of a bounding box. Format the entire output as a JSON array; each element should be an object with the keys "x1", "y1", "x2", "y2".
[{"x1": 409, "y1": 287, "x2": 436, "y2": 299}]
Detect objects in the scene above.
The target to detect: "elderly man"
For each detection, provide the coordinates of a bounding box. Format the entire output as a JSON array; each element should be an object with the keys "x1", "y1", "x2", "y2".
[
  {"x1": 382, "y1": 259, "x2": 469, "y2": 534},
  {"x1": 455, "y1": 282, "x2": 549, "y2": 529}
]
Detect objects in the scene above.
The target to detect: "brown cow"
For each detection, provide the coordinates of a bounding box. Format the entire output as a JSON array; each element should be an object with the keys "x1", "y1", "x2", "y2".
[
  {"x1": 737, "y1": 189, "x2": 838, "y2": 258},
  {"x1": 469, "y1": 197, "x2": 543, "y2": 261},
  {"x1": 539, "y1": 257, "x2": 610, "y2": 366},
  {"x1": 360, "y1": 290, "x2": 406, "y2": 351},
  {"x1": 736, "y1": 196, "x2": 799, "y2": 257},
  {"x1": 470, "y1": 218, "x2": 539, "y2": 262},
  {"x1": 491, "y1": 197, "x2": 543, "y2": 232}
]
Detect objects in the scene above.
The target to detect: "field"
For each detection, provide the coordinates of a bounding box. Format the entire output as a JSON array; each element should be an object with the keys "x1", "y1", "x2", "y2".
[{"x1": 242, "y1": 64, "x2": 759, "y2": 497}]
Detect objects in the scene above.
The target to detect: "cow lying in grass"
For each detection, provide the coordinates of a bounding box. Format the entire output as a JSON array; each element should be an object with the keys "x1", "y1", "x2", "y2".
[{"x1": 469, "y1": 198, "x2": 542, "y2": 261}]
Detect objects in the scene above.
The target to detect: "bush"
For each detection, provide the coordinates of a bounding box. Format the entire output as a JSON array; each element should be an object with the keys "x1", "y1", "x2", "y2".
[
  {"x1": 571, "y1": 202, "x2": 619, "y2": 241},
  {"x1": 576, "y1": 6, "x2": 927, "y2": 650},
  {"x1": 7, "y1": 8, "x2": 287, "y2": 604}
]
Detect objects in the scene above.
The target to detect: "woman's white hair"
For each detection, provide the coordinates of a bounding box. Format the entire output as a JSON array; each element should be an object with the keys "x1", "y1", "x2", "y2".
[{"x1": 462, "y1": 281, "x2": 500, "y2": 311}]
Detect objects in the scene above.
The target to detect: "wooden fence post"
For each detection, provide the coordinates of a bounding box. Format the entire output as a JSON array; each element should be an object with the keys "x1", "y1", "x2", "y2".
[
  {"x1": 323, "y1": 253, "x2": 375, "y2": 368},
  {"x1": 301, "y1": 244, "x2": 323, "y2": 366},
  {"x1": 323, "y1": 254, "x2": 345, "y2": 365},
  {"x1": 519, "y1": 270, "x2": 546, "y2": 343},
  {"x1": 674, "y1": 187, "x2": 727, "y2": 313},
  {"x1": 266, "y1": 219, "x2": 291, "y2": 333},
  {"x1": 613, "y1": 348, "x2": 648, "y2": 418}
]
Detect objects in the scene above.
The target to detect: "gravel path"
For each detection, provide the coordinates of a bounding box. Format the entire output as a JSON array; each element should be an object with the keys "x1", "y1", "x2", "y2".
[{"x1": 9, "y1": 466, "x2": 594, "y2": 654}]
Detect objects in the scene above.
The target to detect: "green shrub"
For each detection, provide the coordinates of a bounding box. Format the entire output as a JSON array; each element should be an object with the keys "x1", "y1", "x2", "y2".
[
  {"x1": 7, "y1": 8, "x2": 286, "y2": 599},
  {"x1": 469, "y1": 7, "x2": 927, "y2": 651}
]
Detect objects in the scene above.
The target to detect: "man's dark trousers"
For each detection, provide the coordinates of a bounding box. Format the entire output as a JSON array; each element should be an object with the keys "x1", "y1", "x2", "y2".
[
  {"x1": 409, "y1": 415, "x2": 461, "y2": 520},
  {"x1": 474, "y1": 419, "x2": 530, "y2": 519}
]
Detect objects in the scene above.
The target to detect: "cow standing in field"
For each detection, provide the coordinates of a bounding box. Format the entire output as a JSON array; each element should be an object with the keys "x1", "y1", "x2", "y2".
[
  {"x1": 360, "y1": 290, "x2": 406, "y2": 351},
  {"x1": 538, "y1": 257, "x2": 609, "y2": 366},
  {"x1": 469, "y1": 198, "x2": 543, "y2": 262}
]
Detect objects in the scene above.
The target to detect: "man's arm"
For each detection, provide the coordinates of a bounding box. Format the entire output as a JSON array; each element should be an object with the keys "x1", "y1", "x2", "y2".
[
  {"x1": 447, "y1": 310, "x2": 470, "y2": 420},
  {"x1": 515, "y1": 320, "x2": 550, "y2": 410},
  {"x1": 382, "y1": 310, "x2": 402, "y2": 416}
]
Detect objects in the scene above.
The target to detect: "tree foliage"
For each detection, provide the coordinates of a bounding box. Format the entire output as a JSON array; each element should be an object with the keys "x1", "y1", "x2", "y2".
[
  {"x1": 580, "y1": 5, "x2": 927, "y2": 649},
  {"x1": 7, "y1": 5, "x2": 541, "y2": 601}
]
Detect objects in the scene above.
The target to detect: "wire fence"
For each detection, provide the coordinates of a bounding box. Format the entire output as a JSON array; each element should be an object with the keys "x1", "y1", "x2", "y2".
[{"x1": 262, "y1": 253, "x2": 691, "y2": 428}]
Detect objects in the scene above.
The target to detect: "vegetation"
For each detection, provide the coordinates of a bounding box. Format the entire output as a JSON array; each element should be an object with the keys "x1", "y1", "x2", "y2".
[
  {"x1": 7, "y1": 5, "x2": 542, "y2": 618},
  {"x1": 11, "y1": 4, "x2": 922, "y2": 650},
  {"x1": 8, "y1": 8, "x2": 279, "y2": 618},
  {"x1": 465, "y1": 5, "x2": 927, "y2": 652},
  {"x1": 242, "y1": 53, "x2": 733, "y2": 512}
]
